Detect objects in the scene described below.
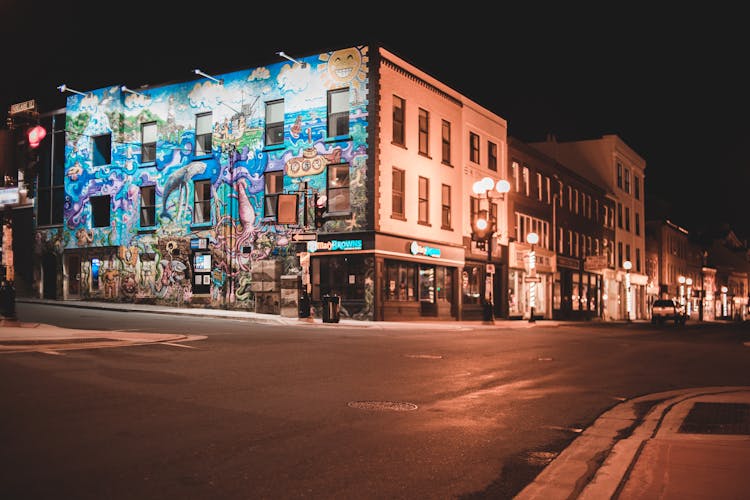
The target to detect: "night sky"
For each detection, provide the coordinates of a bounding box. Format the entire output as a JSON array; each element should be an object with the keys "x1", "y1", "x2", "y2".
[{"x1": 3, "y1": 3, "x2": 747, "y2": 237}]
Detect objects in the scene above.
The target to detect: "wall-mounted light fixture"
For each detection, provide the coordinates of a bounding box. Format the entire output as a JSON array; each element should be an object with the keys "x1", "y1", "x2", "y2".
[
  {"x1": 121, "y1": 85, "x2": 145, "y2": 97},
  {"x1": 57, "y1": 84, "x2": 86, "y2": 96},
  {"x1": 193, "y1": 68, "x2": 223, "y2": 85},
  {"x1": 276, "y1": 51, "x2": 307, "y2": 68}
]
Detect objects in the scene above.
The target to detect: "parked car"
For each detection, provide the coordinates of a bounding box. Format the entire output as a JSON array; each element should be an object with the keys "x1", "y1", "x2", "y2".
[{"x1": 651, "y1": 299, "x2": 686, "y2": 325}]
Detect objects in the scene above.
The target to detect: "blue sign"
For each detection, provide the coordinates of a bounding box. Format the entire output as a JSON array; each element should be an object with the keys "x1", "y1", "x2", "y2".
[{"x1": 410, "y1": 241, "x2": 441, "y2": 257}]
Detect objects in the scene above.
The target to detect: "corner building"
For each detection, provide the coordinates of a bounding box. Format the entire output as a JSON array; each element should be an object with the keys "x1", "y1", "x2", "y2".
[{"x1": 33, "y1": 44, "x2": 508, "y2": 321}]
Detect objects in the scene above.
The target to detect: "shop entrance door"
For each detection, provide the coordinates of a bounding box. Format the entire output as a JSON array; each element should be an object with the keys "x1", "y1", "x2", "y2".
[
  {"x1": 419, "y1": 265, "x2": 436, "y2": 316},
  {"x1": 65, "y1": 254, "x2": 81, "y2": 299}
]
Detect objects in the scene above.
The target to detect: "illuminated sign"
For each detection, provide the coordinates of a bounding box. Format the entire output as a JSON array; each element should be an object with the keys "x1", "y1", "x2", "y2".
[
  {"x1": 0, "y1": 188, "x2": 19, "y2": 206},
  {"x1": 307, "y1": 239, "x2": 363, "y2": 253},
  {"x1": 410, "y1": 241, "x2": 441, "y2": 257}
]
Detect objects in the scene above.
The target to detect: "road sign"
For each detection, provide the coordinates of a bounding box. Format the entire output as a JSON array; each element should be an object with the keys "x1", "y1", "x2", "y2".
[
  {"x1": 524, "y1": 276, "x2": 542, "y2": 283},
  {"x1": 10, "y1": 100, "x2": 36, "y2": 115},
  {"x1": 291, "y1": 232, "x2": 317, "y2": 242}
]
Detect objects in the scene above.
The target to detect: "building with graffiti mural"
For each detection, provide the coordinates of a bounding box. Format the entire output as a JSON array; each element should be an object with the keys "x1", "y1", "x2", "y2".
[{"x1": 31, "y1": 44, "x2": 509, "y2": 321}]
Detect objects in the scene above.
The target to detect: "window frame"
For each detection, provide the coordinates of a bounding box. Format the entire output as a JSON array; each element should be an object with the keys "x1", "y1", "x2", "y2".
[
  {"x1": 264, "y1": 170, "x2": 284, "y2": 219},
  {"x1": 469, "y1": 132, "x2": 480, "y2": 163},
  {"x1": 195, "y1": 112, "x2": 213, "y2": 157},
  {"x1": 418, "y1": 176, "x2": 429, "y2": 225},
  {"x1": 441, "y1": 120, "x2": 451, "y2": 165},
  {"x1": 327, "y1": 88, "x2": 349, "y2": 138},
  {"x1": 92, "y1": 133, "x2": 111, "y2": 167},
  {"x1": 392, "y1": 95, "x2": 405, "y2": 146},
  {"x1": 327, "y1": 163, "x2": 351, "y2": 213},
  {"x1": 392, "y1": 167, "x2": 405, "y2": 219},
  {"x1": 141, "y1": 121, "x2": 157, "y2": 164},
  {"x1": 265, "y1": 99, "x2": 284, "y2": 147},
  {"x1": 488, "y1": 140, "x2": 497, "y2": 171},
  {"x1": 90, "y1": 194, "x2": 111, "y2": 228},
  {"x1": 441, "y1": 183, "x2": 451, "y2": 229},
  {"x1": 193, "y1": 179, "x2": 212, "y2": 224},
  {"x1": 139, "y1": 184, "x2": 156, "y2": 228},
  {"x1": 418, "y1": 108, "x2": 429, "y2": 156}
]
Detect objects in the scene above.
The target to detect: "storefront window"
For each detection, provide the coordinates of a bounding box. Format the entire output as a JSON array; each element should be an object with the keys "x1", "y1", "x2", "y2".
[
  {"x1": 419, "y1": 266, "x2": 435, "y2": 303},
  {"x1": 385, "y1": 261, "x2": 417, "y2": 301},
  {"x1": 316, "y1": 255, "x2": 367, "y2": 300},
  {"x1": 462, "y1": 264, "x2": 482, "y2": 305},
  {"x1": 436, "y1": 266, "x2": 452, "y2": 302}
]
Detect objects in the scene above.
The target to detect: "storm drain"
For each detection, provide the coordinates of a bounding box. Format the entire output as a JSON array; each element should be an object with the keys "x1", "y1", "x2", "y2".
[
  {"x1": 678, "y1": 402, "x2": 750, "y2": 435},
  {"x1": 348, "y1": 401, "x2": 418, "y2": 411}
]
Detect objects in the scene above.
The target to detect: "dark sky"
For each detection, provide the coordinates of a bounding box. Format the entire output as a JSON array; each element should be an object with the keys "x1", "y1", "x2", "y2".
[{"x1": 3, "y1": 3, "x2": 748, "y2": 237}]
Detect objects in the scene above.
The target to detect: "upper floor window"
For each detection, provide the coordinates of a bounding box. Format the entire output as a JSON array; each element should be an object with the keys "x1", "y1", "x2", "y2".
[
  {"x1": 636, "y1": 248, "x2": 641, "y2": 272},
  {"x1": 327, "y1": 88, "x2": 349, "y2": 138},
  {"x1": 141, "y1": 122, "x2": 157, "y2": 163},
  {"x1": 624, "y1": 168, "x2": 630, "y2": 194},
  {"x1": 90, "y1": 194, "x2": 111, "y2": 227},
  {"x1": 441, "y1": 120, "x2": 451, "y2": 165},
  {"x1": 511, "y1": 161, "x2": 519, "y2": 192},
  {"x1": 634, "y1": 175, "x2": 640, "y2": 200},
  {"x1": 195, "y1": 113, "x2": 212, "y2": 156},
  {"x1": 616, "y1": 161, "x2": 623, "y2": 188},
  {"x1": 392, "y1": 167, "x2": 405, "y2": 218},
  {"x1": 265, "y1": 100, "x2": 284, "y2": 146},
  {"x1": 392, "y1": 95, "x2": 405, "y2": 146},
  {"x1": 193, "y1": 180, "x2": 212, "y2": 224},
  {"x1": 418, "y1": 176, "x2": 429, "y2": 224},
  {"x1": 488, "y1": 141, "x2": 497, "y2": 171},
  {"x1": 617, "y1": 203, "x2": 623, "y2": 228},
  {"x1": 625, "y1": 207, "x2": 630, "y2": 231},
  {"x1": 92, "y1": 133, "x2": 111, "y2": 166},
  {"x1": 418, "y1": 108, "x2": 429, "y2": 156},
  {"x1": 328, "y1": 163, "x2": 350, "y2": 213},
  {"x1": 536, "y1": 172, "x2": 543, "y2": 201},
  {"x1": 469, "y1": 132, "x2": 480, "y2": 163},
  {"x1": 264, "y1": 171, "x2": 284, "y2": 218},
  {"x1": 441, "y1": 184, "x2": 451, "y2": 229},
  {"x1": 37, "y1": 113, "x2": 65, "y2": 226},
  {"x1": 635, "y1": 212, "x2": 641, "y2": 236},
  {"x1": 522, "y1": 166, "x2": 530, "y2": 196},
  {"x1": 140, "y1": 185, "x2": 156, "y2": 228}
]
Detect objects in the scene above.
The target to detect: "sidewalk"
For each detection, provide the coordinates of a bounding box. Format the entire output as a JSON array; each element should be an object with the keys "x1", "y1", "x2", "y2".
[{"x1": 5, "y1": 298, "x2": 750, "y2": 498}]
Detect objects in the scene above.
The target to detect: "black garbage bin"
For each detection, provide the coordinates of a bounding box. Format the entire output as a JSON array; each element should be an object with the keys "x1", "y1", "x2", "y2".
[
  {"x1": 299, "y1": 291, "x2": 311, "y2": 318},
  {"x1": 322, "y1": 294, "x2": 340, "y2": 323},
  {"x1": 0, "y1": 281, "x2": 16, "y2": 319}
]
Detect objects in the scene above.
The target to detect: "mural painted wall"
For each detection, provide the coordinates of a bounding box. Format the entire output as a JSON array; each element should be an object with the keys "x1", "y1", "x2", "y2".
[{"x1": 37, "y1": 45, "x2": 372, "y2": 312}]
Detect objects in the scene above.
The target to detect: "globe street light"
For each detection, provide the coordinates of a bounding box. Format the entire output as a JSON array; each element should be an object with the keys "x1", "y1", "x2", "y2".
[
  {"x1": 471, "y1": 177, "x2": 510, "y2": 324},
  {"x1": 624, "y1": 260, "x2": 632, "y2": 321},
  {"x1": 678, "y1": 275, "x2": 686, "y2": 313},
  {"x1": 685, "y1": 277, "x2": 693, "y2": 317},
  {"x1": 526, "y1": 232, "x2": 539, "y2": 323}
]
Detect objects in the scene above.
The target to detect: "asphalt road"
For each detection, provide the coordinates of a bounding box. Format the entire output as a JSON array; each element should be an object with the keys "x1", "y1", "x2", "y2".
[{"x1": 2, "y1": 303, "x2": 749, "y2": 499}]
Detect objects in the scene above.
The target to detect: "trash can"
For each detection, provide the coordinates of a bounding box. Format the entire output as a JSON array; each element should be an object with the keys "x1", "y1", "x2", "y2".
[
  {"x1": 299, "y1": 291, "x2": 311, "y2": 318},
  {"x1": 0, "y1": 281, "x2": 16, "y2": 319},
  {"x1": 322, "y1": 294, "x2": 340, "y2": 323}
]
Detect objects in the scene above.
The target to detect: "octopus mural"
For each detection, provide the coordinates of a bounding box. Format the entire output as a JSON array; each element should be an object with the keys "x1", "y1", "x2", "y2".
[{"x1": 49, "y1": 45, "x2": 374, "y2": 317}]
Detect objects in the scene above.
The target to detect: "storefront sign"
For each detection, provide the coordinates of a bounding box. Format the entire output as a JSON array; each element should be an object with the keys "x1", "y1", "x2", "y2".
[
  {"x1": 557, "y1": 255, "x2": 580, "y2": 270},
  {"x1": 0, "y1": 187, "x2": 19, "y2": 206},
  {"x1": 409, "y1": 241, "x2": 441, "y2": 257},
  {"x1": 307, "y1": 239, "x2": 363, "y2": 253}
]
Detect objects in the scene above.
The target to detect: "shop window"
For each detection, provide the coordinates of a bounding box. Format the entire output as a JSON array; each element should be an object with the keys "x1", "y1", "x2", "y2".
[
  {"x1": 462, "y1": 264, "x2": 482, "y2": 305},
  {"x1": 385, "y1": 261, "x2": 417, "y2": 302}
]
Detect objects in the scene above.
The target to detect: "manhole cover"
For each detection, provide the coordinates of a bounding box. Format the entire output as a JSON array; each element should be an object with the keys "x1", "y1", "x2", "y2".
[
  {"x1": 679, "y1": 402, "x2": 750, "y2": 435},
  {"x1": 348, "y1": 401, "x2": 418, "y2": 411}
]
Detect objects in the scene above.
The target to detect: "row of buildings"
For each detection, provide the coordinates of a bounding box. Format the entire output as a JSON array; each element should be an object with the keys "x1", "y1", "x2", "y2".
[{"x1": 1, "y1": 43, "x2": 748, "y2": 321}]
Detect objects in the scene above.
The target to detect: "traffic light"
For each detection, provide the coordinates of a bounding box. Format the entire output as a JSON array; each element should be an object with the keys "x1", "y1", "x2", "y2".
[
  {"x1": 314, "y1": 193, "x2": 327, "y2": 229},
  {"x1": 26, "y1": 125, "x2": 47, "y2": 149},
  {"x1": 471, "y1": 209, "x2": 493, "y2": 241}
]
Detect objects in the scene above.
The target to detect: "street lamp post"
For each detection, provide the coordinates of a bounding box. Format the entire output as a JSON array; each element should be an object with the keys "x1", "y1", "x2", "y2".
[
  {"x1": 526, "y1": 232, "x2": 539, "y2": 323},
  {"x1": 678, "y1": 275, "x2": 686, "y2": 314},
  {"x1": 624, "y1": 260, "x2": 632, "y2": 321},
  {"x1": 471, "y1": 177, "x2": 510, "y2": 324},
  {"x1": 686, "y1": 277, "x2": 693, "y2": 317}
]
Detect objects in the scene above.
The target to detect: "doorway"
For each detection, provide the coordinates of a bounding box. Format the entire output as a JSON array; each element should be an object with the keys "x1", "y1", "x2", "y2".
[
  {"x1": 65, "y1": 254, "x2": 81, "y2": 299},
  {"x1": 42, "y1": 253, "x2": 58, "y2": 299}
]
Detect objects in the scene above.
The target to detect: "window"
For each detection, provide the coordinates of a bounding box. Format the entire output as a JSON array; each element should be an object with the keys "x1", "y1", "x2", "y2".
[
  {"x1": 392, "y1": 167, "x2": 405, "y2": 218},
  {"x1": 469, "y1": 132, "x2": 480, "y2": 163},
  {"x1": 418, "y1": 108, "x2": 429, "y2": 155},
  {"x1": 511, "y1": 161, "x2": 519, "y2": 192},
  {"x1": 193, "y1": 180, "x2": 211, "y2": 224},
  {"x1": 418, "y1": 176, "x2": 429, "y2": 224},
  {"x1": 327, "y1": 88, "x2": 349, "y2": 137},
  {"x1": 616, "y1": 161, "x2": 623, "y2": 188},
  {"x1": 441, "y1": 120, "x2": 451, "y2": 164},
  {"x1": 625, "y1": 207, "x2": 630, "y2": 231},
  {"x1": 522, "y1": 166, "x2": 530, "y2": 196},
  {"x1": 265, "y1": 100, "x2": 284, "y2": 146},
  {"x1": 385, "y1": 260, "x2": 417, "y2": 302},
  {"x1": 574, "y1": 188, "x2": 579, "y2": 214},
  {"x1": 264, "y1": 171, "x2": 283, "y2": 218},
  {"x1": 626, "y1": 244, "x2": 631, "y2": 263},
  {"x1": 441, "y1": 184, "x2": 451, "y2": 229},
  {"x1": 488, "y1": 141, "x2": 497, "y2": 171},
  {"x1": 567, "y1": 185, "x2": 573, "y2": 210},
  {"x1": 195, "y1": 113, "x2": 212, "y2": 156},
  {"x1": 92, "y1": 133, "x2": 111, "y2": 166},
  {"x1": 392, "y1": 95, "x2": 405, "y2": 145},
  {"x1": 37, "y1": 112, "x2": 65, "y2": 226},
  {"x1": 141, "y1": 122, "x2": 157, "y2": 163},
  {"x1": 328, "y1": 163, "x2": 350, "y2": 212},
  {"x1": 536, "y1": 173, "x2": 543, "y2": 201},
  {"x1": 636, "y1": 248, "x2": 641, "y2": 272},
  {"x1": 617, "y1": 202, "x2": 623, "y2": 228},
  {"x1": 618, "y1": 241, "x2": 623, "y2": 268},
  {"x1": 140, "y1": 185, "x2": 156, "y2": 227},
  {"x1": 90, "y1": 195, "x2": 111, "y2": 227},
  {"x1": 635, "y1": 212, "x2": 640, "y2": 236},
  {"x1": 634, "y1": 175, "x2": 640, "y2": 200},
  {"x1": 624, "y1": 168, "x2": 630, "y2": 194}
]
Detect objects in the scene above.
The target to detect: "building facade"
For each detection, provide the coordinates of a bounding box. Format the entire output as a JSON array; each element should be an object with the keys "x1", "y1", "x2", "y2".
[{"x1": 31, "y1": 44, "x2": 510, "y2": 321}]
